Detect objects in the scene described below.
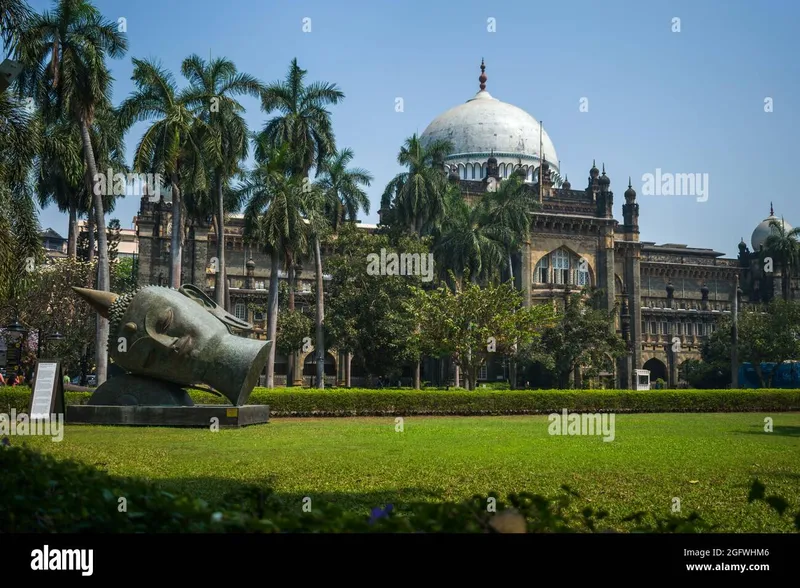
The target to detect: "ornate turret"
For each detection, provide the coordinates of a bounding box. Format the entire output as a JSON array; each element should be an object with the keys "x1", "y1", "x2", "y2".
[
  {"x1": 594, "y1": 163, "x2": 613, "y2": 218},
  {"x1": 562, "y1": 175, "x2": 571, "y2": 190},
  {"x1": 246, "y1": 258, "x2": 256, "y2": 289},
  {"x1": 622, "y1": 177, "x2": 640, "y2": 240},
  {"x1": 448, "y1": 164, "x2": 460, "y2": 183}
]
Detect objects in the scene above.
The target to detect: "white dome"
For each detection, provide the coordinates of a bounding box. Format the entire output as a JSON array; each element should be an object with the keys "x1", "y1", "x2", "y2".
[
  {"x1": 751, "y1": 212, "x2": 793, "y2": 251},
  {"x1": 420, "y1": 88, "x2": 559, "y2": 176}
]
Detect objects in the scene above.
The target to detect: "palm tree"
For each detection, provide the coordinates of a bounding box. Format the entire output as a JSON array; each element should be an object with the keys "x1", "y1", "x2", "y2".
[
  {"x1": 477, "y1": 171, "x2": 539, "y2": 283},
  {"x1": 14, "y1": 0, "x2": 128, "y2": 385},
  {"x1": 0, "y1": 87, "x2": 40, "y2": 303},
  {"x1": 381, "y1": 134, "x2": 453, "y2": 235},
  {"x1": 118, "y1": 57, "x2": 214, "y2": 290},
  {"x1": 34, "y1": 114, "x2": 83, "y2": 257},
  {"x1": 182, "y1": 54, "x2": 264, "y2": 309},
  {"x1": 762, "y1": 219, "x2": 800, "y2": 300},
  {"x1": 241, "y1": 144, "x2": 306, "y2": 388},
  {"x1": 0, "y1": 0, "x2": 33, "y2": 55},
  {"x1": 259, "y1": 58, "x2": 343, "y2": 389},
  {"x1": 433, "y1": 188, "x2": 508, "y2": 287},
  {"x1": 317, "y1": 147, "x2": 373, "y2": 231}
]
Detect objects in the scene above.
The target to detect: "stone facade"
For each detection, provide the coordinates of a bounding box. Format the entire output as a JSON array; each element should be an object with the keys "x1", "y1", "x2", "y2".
[{"x1": 133, "y1": 158, "x2": 787, "y2": 388}]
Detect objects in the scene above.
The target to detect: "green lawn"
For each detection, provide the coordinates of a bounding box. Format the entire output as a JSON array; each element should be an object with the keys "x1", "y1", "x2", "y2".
[{"x1": 17, "y1": 413, "x2": 800, "y2": 532}]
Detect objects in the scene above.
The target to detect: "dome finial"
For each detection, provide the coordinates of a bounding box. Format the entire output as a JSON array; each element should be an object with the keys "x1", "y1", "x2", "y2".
[
  {"x1": 479, "y1": 58, "x2": 487, "y2": 91},
  {"x1": 770, "y1": 201, "x2": 774, "y2": 216},
  {"x1": 628, "y1": 176, "x2": 632, "y2": 188}
]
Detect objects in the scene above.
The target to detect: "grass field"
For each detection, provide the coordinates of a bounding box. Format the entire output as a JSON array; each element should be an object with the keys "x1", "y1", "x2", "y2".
[{"x1": 16, "y1": 412, "x2": 800, "y2": 532}]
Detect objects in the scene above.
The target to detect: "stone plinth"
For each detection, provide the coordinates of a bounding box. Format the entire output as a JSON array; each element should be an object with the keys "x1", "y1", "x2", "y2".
[{"x1": 66, "y1": 404, "x2": 269, "y2": 428}]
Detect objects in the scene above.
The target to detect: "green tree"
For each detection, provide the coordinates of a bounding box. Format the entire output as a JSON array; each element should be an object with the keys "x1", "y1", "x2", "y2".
[
  {"x1": 181, "y1": 54, "x2": 263, "y2": 309},
  {"x1": 381, "y1": 134, "x2": 452, "y2": 235},
  {"x1": 258, "y1": 58, "x2": 343, "y2": 389},
  {"x1": 529, "y1": 289, "x2": 626, "y2": 389},
  {"x1": 411, "y1": 272, "x2": 554, "y2": 390},
  {"x1": 241, "y1": 144, "x2": 304, "y2": 388},
  {"x1": 325, "y1": 225, "x2": 429, "y2": 386},
  {"x1": 15, "y1": 0, "x2": 128, "y2": 385},
  {"x1": 703, "y1": 301, "x2": 800, "y2": 387},
  {"x1": 762, "y1": 219, "x2": 800, "y2": 301},
  {"x1": 118, "y1": 57, "x2": 213, "y2": 290}
]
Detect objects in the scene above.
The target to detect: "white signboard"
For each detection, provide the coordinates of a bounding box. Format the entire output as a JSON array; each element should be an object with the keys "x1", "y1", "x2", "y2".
[{"x1": 30, "y1": 362, "x2": 59, "y2": 419}]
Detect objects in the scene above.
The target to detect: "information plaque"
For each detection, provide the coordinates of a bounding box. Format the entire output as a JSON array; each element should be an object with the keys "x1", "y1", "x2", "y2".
[{"x1": 28, "y1": 360, "x2": 65, "y2": 419}]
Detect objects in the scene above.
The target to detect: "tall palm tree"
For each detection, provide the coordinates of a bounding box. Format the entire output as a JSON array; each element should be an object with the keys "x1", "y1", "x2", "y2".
[
  {"x1": 381, "y1": 134, "x2": 453, "y2": 235},
  {"x1": 241, "y1": 143, "x2": 306, "y2": 388},
  {"x1": 259, "y1": 58, "x2": 343, "y2": 389},
  {"x1": 0, "y1": 87, "x2": 40, "y2": 303},
  {"x1": 118, "y1": 57, "x2": 214, "y2": 290},
  {"x1": 317, "y1": 147, "x2": 373, "y2": 231},
  {"x1": 763, "y1": 219, "x2": 800, "y2": 300},
  {"x1": 182, "y1": 54, "x2": 264, "y2": 309},
  {"x1": 14, "y1": 0, "x2": 127, "y2": 385}
]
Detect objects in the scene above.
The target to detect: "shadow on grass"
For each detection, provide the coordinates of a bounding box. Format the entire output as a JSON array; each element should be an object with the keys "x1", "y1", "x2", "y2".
[
  {"x1": 109, "y1": 473, "x2": 448, "y2": 513},
  {"x1": 735, "y1": 425, "x2": 800, "y2": 437}
]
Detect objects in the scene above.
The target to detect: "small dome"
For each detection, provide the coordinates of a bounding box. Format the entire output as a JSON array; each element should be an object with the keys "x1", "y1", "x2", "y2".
[
  {"x1": 624, "y1": 178, "x2": 636, "y2": 200},
  {"x1": 751, "y1": 210, "x2": 793, "y2": 251},
  {"x1": 589, "y1": 161, "x2": 599, "y2": 179},
  {"x1": 562, "y1": 175, "x2": 571, "y2": 190},
  {"x1": 246, "y1": 258, "x2": 255, "y2": 269},
  {"x1": 599, "y1": 172, "x2": 610, "y2": 186}
]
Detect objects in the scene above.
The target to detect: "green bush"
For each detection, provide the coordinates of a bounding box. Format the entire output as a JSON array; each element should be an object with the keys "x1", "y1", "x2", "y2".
[
  {"x1": 3, "y1": 386, "x2": 800, "y2": 417},
  {"x1": 2, "y1": 443, "x2": 771, "y2": 532}
]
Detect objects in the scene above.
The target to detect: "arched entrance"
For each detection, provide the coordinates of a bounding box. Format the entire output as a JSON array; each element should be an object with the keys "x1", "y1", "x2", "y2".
[{"x1": 643, "y1": 358, "x2": 667, "y2": 384}]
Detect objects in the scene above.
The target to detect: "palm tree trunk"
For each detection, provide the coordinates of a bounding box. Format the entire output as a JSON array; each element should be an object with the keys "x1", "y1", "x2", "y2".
[
  {"x1": 87, "y1": 210, "x2": 95, "y2": 264},
  {"x1": 265, "y1": 248, "x2": 280, "y2": 388},
  {"x1": 170, "y1": 175, "x2": 182, "y2": 289},
  {"x1": 214, "y1": 176, "x2": 226, "y2": 307},
  {"x1": 80, "y1": 120, "x2": 109, "y2": 386},
  {"x1": 68, "y1": 202, "x2": 78, "y2": 258},
  {"x1": 287, "y1": 259, "x2": 295, "y2": 385},
  {"x1": 314, "y1": 236, "x2": 325, "y2": 389}
]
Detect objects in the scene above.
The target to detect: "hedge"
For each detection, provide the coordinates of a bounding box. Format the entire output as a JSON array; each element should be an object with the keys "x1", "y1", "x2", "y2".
[
  {"x1": 2, "y1": 386, "x2": 800, "y2": 417},
  {"x1": 5, "y1": 443, "x2": 796, "y2": 532}
]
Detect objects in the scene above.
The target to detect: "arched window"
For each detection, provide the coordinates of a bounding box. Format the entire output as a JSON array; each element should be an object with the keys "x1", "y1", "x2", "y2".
[
  {"x1": 459, "y1": 164, "x2": 466, "y2": 179},
  {"x1": 499, "y1": 163, "x2": 506, "y2": 177},
  {"x1": 552, "y1": 249, "x2": 570, "y2": 284},
  {"x1": 471, "y1": 164, "x2": 477, "y2": 179},
  {"x1": 481, "y1": 163, "x2": 487, "y2": 178},
  {"x1": 577, "y1": 261, "x2": 589, "y2": 286},
  {"x1": 534, "y1": 255, "x2": 549, "y2": 283}
]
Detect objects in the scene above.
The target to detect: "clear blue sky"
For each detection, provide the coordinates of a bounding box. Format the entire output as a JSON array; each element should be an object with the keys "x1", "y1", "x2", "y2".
[{"x1": 27, "y1": 0, "x2": 800, "y2": 258}]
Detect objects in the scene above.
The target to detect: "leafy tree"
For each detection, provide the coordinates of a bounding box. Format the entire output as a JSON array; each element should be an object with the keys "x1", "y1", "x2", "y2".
[
  {"x1": 15, "y1": 0, "x2": 129, "y2": 385},
  {"x1": 703, "y1": 300, "x2": 800, "y2": 387},
  {"x1": 324, "y1": 224, "x2": 430, "y2": 386},
  {"x1": 411, "y1": 272, "x2": 554, "y2": 390},
  {"x1": 528, "y1": 289, "x2": 626, "y2": 389}
]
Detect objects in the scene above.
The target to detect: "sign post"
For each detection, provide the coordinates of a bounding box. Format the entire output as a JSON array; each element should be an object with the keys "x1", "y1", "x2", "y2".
[{"x1": 28, "y1": 360, "x2": 65, "y2": 420}]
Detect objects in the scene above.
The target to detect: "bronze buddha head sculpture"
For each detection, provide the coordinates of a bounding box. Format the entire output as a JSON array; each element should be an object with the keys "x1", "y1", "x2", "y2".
[{"x1": 72, "y1": 284, "x2": 271, "y2": 406}]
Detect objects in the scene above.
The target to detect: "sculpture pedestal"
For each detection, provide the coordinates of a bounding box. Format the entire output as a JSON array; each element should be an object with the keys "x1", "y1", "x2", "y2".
[{"x1": 66, "y1": 404, "x2": 269, "y2": 428}]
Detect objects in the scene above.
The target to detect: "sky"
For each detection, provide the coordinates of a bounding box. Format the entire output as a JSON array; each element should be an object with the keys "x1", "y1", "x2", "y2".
[{"x1": 23, "y1": 0, "x2": 800, "y2": 258}]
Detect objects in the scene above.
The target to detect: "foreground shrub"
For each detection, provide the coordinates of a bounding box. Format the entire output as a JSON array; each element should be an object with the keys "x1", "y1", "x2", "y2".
[
  {"x1": 2, "y1": 386, "x2": 800, "y2": 417},
  {"x1": 6, "y1": 443, "x2": 782, "y2": 533}
]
